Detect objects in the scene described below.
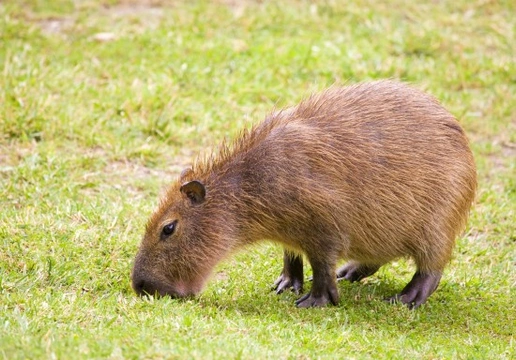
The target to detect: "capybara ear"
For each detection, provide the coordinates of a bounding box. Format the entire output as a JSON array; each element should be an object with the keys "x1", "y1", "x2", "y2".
[
  {"x1": 180, "y1": 168, "x2": 193, "y2": 181},
  {"x1": 180, "y1": 180, "x2": 206, "y2": 204}
]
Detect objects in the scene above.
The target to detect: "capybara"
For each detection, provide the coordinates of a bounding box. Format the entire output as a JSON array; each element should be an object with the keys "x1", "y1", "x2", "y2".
[{"x1": 131, "y1": 80, "x2": 476, "y2": 308}]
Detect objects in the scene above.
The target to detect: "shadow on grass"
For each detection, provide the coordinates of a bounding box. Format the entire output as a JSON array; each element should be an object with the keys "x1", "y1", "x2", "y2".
[
  {"x1": 123, "y1": 260, "x2": 513, "y2": 339},
  {"x1": 189, "y1": 276, "x2": 513, "y2": 338}
]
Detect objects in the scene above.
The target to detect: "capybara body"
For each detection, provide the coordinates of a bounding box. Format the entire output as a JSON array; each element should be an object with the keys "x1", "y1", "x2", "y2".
[{"x1": 132, "y1": 81, "x2": 476, "y2": 308}]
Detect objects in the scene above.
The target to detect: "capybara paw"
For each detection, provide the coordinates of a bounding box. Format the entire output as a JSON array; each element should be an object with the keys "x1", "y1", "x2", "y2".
[
  {"x1": 295, "y1": 289, "x2": 339, "y2": 308},
  {"x1": 273, "y1": 274, "x2": 303, "y2": 295},
  {"x1": 385, "y1": 293, "x2": 426, "y2": 309},
  {"x1": 385, "y1": 271, "x2": 442, "y2": 309},
  {"x1": 295, "y1": 293, "x2": 330, "y2": 308},
  {"x1": 336, "y1": 262, "x2": 380, "y2": 282}
]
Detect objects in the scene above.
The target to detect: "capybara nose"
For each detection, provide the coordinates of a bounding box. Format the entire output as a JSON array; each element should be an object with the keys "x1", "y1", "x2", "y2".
[
  {"x1": 133, "y1": 278, "x2": 146, "y2": 295},
  {"x1": 131, "y1": 271, "x2": 156, "y2": 296},
  {"x1": 131, "y1": 274, "x2": 177, "y2": 298}
]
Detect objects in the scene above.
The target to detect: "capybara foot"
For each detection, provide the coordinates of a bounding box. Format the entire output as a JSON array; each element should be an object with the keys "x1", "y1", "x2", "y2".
[
  {"x1": 273, "y1": 251, "x2": 303, "y2": 294},
  {"x1": 386, "y1": 271, "x2": 442, "y2": 309},
  {"x1": 336, "y1": 262, "x2": 380, "y2": 282},
  {"x1": 295, "y1": 287, "x2": 339, "y2": 308},
  {"x1": 295, "y1": 270, "x2": 339, "y2": 308},
  {"x1": 274, "y1": 273, "x2": 303, "y2": 295}
]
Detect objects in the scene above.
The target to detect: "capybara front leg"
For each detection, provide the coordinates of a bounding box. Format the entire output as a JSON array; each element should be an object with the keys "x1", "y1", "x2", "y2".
[
  {"x1": 387, "y1": 271, "x2": 442, "y2": 309},
  {"x1": 273, "y1": 250, "x2": 303, "y2": 295},
  {"x1": 295, "y1": 258, "x2": 338, "y2": 308}
]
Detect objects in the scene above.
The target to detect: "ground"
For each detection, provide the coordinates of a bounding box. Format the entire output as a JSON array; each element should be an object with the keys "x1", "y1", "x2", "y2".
[{"x1": 0, "y1": 0, "x2": 515, "y2": 359}]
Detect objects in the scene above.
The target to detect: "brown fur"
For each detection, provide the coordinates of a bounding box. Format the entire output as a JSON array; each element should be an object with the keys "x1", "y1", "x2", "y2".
[{"x1": 132, "y1": 80, "x2": 476, "y2": 306}]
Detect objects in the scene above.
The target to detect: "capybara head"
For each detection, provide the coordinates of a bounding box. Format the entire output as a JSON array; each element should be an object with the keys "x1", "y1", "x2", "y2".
[{"x1": 131, "y1": 172, "x2": 233, "y2": 298}]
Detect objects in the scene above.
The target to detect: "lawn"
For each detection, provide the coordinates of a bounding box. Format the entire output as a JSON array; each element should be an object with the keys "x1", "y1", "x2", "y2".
[{"x1": 1, "y1": 0, "x2": 515, "y2": 359}]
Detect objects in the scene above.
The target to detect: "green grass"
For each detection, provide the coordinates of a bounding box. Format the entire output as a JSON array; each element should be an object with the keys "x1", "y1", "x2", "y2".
[{"x1": 1, "y1": 0, "x2": 515, "y2": 358}]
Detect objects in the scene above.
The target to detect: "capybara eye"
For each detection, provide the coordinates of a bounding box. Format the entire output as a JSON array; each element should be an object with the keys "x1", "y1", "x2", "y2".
[{"x1": 161, "y1": 221, "x2": 177, "y2": 238}]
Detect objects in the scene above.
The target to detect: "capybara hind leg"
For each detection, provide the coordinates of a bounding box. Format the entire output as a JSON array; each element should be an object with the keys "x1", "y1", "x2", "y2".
[
  {"x1": 336, "y1": 262, "x2": 380, "y2": 282},
  {"x1": 296, "y1": 258, "x2": 338, "y2": 308},
  {"x1": 273, "y1": 250, "x2": 303, "y2": 295},
  {"x1": 387, "y1": 271, "x2": 442, "y2": 309}
]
